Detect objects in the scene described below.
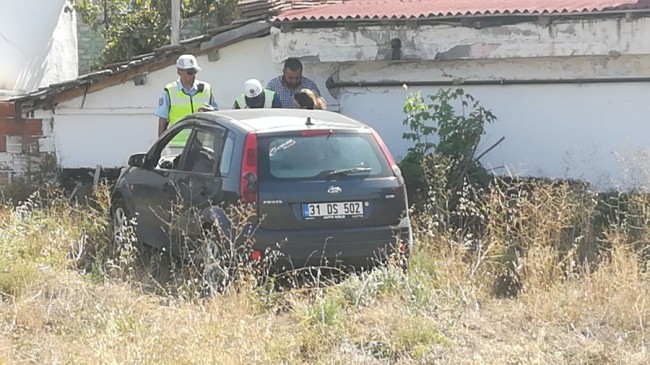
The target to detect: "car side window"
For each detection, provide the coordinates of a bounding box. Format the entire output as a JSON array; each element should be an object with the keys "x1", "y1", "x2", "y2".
[
  {"x1": 178, "y1": 127, "x2": 225, "y2": 174},
  {"x1": 219, "y1": 132, "x2": 235, "y2": 176},
  {"x1": 154, "y1": 125, "x2": 194, "y2": 171}
]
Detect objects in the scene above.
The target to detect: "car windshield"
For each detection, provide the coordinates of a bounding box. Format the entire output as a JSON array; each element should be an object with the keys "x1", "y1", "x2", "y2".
[{"x1": 259, "y1": 133, "x2": 391, "y2": 180}]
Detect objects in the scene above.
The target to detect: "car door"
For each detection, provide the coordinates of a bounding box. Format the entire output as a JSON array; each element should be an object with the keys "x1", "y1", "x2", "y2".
[
  {"x1": 168, "y1": 124, "x2": 228, "y2": 244},
  {"x1": 128, "y1": 122, "x2": 195, "y2": 248}
]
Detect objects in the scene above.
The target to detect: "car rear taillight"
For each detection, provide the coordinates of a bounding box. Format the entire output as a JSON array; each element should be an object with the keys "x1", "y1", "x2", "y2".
[
  {"x1": 371, "y1": 129, "x2": 397, "y2": 168},
  {"x1": 251, "y1": 250, "x2": 262, "y2": 261},
  {"x1": 240, "y1": 132, "x2": 258, "y2": 203},
  {"x1": 371, "y1": 129, "x2": 402, "y2": 178}
]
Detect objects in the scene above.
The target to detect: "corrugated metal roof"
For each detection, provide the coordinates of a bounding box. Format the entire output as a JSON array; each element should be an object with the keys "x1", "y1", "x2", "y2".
[{"x1": 276, "y1": 0, "x2": 650, "y2": 21}]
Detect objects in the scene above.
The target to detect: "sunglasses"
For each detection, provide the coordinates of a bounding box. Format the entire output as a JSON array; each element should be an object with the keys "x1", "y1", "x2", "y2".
[{"x1": 185, "y1": 68, "x2": 197, "y2": 75}]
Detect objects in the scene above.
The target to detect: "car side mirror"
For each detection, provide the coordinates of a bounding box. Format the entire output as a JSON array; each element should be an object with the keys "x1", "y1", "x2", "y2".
[
  {"x1": 160, "y1": 160, "x2": 173, "y2": 170},
  {"x1": 127, "y1": 153, "x2": 147, "y2": 168}
]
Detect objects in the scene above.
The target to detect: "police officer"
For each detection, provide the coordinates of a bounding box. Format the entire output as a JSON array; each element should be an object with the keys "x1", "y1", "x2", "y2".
[
  {"x1": 155, "y1": 54, "x2": 218, "y2": 151},
  {"x1": 233, "y1": 79, "x2": 281, "y2": 109}
]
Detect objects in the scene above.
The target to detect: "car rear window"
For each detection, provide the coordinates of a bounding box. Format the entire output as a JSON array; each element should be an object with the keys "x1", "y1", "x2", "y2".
[{"x1": 258, "y1": 132, "x2": 392, "y2": 181}]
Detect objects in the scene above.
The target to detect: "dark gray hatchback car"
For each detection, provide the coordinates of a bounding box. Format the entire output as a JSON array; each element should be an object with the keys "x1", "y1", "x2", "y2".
[{"x1": 111, "y1": 109, "x2": 412, "y2": 269}]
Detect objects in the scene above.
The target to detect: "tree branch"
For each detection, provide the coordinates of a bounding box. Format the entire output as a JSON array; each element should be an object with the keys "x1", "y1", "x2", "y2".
[{"x1": 475, "y1": 136, "x2": 506, "y2": 162}]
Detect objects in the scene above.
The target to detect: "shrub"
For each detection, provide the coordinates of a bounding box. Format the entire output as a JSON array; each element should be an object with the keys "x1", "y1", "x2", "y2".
[{"x1": 400, "y1": 87, "x2": 497, "y2": 212}]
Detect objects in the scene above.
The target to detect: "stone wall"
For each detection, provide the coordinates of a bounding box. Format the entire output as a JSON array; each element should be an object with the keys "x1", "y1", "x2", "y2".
[{"x1": 76, "y1": 16, "x2": 105, "y2": 75}]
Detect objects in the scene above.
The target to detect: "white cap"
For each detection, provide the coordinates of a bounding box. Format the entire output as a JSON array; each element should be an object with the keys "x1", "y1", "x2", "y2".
[
  {"x1": 176, "y1": 54, "x2": 201, "y2": 71},
  {"x1": 244, "y1": 79, "x2": 263, "y2": 98}
]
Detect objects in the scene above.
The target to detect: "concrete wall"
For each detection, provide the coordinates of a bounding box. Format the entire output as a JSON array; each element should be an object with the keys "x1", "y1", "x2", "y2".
[
  {"x1": 49, "y1": 51, "x2": 650, "y2": 189},
  {"x1": 10, "y1": 15, "x2": 650, "y2": 190},
  {"x1": 271, "y1": 16, "x2": 650, "y2": 62},
  {"x1": 337, "y1": 77, "x2": 650, "y2": 190},
  {"x1": 317, "y1": 56, "x2": 650, "y2": 190},
  {"x1": 46, "y1": 47, "x2": 650, "y2": 189},
  {"x1": 268, "y1": 16, "x2": 650, "y2": 189},
  {"x1": 330, "y1": 54, "x2": 650, "y2": 137},
  {"x1": 0, "y1": 0, "x2": 78, "y2": 93}
]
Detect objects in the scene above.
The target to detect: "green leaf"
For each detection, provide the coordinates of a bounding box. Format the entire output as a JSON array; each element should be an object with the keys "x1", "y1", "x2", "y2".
[{"x1": 73, "y1": 0, "x2": 239, "y2": 66}]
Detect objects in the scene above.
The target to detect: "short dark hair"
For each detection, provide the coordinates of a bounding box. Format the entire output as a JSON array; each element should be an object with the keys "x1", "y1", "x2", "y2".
[{"x1": 283, "y1": 58, "x2": 303, "y2": 72}]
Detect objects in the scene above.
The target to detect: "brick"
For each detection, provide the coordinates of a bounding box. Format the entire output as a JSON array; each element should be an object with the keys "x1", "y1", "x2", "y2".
[
  {"x1": 0, "y1": 102, "x2": 16, "y2": 117},
  {"x1": 38, "y1": 137, "x2": 55, "y2": 153},
  {"x1": 0, "y1": 171, "x2": 10, "y2": 186},
  {"x1": 5, "y1": 135, "x2": 22, "y2": 154},
  {"x1": 39, "y1": 153, "x2": 57, "y2": 174},
  {"x1": 24, "y1": 119, "x2": 43, "y2": 135},
  {"x1": 13, "y1": 155, "x2": 45, "y2": 175},
  {"x1": 0, "y1": 153, "x2": 12, "y2": 169},
  {"x1": 12, "y1": 155, "x2": 32, "y2": 174},
  {"x1": 22, "y1": 136, "x2": 40, "y2": 154},
  {"x1": 40, "y1": 118, "x2": 53, "y2": 136},
  {"x1": 0, "y1": 118, "x2": 18, "y2": 134},
  {"x1": 0, "y1": 135, "x2": 5, "y2": 152},
  {"x1": 0, "y1": 118, "x2": 43, "y2": 136}
]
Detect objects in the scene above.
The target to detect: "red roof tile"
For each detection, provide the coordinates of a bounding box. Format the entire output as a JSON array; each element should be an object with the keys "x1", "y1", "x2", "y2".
[{"x1": 276, "y1": 0, "x2": 650, "y2": 21}]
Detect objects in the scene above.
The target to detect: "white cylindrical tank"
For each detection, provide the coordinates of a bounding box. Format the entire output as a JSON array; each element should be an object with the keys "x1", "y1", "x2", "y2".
[{"x1": 0, "y1": 0, "x2": 78, "y2": 93}]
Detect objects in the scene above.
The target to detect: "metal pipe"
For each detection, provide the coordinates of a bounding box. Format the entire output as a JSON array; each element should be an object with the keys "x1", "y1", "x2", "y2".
[
  {"x1": 326, "y1": 76, "x2": 650, "y2": 89},
  {"x1": 171, "y1": 0, "x2": 181, "y2": 45}
]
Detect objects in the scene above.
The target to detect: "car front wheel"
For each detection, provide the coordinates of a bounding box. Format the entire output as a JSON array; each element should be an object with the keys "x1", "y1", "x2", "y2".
[{"x1": 111, "y1": 198, "x2": 135, "y2": 246}]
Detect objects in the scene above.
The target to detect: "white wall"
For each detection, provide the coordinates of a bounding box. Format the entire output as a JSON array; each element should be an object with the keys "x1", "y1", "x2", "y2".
[
  {"x1": 325, "y1": 56, "x2": 650, "y2": 190},
  {"x1": 49, "y1": 27, "x2": 650, "y2": 190},
  {"x1": 51, "y1": 111, "x2": 153, "y2": 169},
  {"x1": 339, "y1": 82, "x2": 650, "y2": 190},
  {"x1": 0, "y1": 0, "x2": 77, "y2": 93}
]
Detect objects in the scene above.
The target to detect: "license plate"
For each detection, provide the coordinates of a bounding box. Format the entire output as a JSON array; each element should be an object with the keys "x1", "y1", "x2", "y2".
[{"x1": 302, "y1": 201, "x2": 364, "y2": 219}]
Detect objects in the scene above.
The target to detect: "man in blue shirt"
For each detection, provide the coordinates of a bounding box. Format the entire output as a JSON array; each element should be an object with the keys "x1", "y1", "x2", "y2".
[
  {"x1": 155, "y1": 54, "x2": 219, "y2": 137},
  {"x1": 266, "y1": 58, "x2": 321, "y2": 108}
]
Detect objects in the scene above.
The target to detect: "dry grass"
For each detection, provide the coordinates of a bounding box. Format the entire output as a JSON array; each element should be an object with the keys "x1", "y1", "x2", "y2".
[{"x1": 0, "y1": 181, "x2": 649, "y2": 364}]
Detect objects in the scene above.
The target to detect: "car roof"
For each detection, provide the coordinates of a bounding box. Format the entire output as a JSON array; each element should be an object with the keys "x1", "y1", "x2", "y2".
[{"x1": 194, "y1": 109, "x2": 372, "y2": 134}]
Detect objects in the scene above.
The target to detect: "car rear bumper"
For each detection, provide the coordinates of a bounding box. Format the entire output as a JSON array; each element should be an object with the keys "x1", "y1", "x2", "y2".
[{"x1": 251, "y1": 219, "x2": 412, "y2": 270}]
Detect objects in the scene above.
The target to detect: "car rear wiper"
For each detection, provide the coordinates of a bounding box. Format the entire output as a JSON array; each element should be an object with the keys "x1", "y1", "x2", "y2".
[{"x1": 326, "y1": 167, "x2": 372, "y2": 178}]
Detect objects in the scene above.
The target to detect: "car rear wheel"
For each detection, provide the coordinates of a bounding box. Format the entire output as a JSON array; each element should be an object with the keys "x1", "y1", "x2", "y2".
[{"x1": 196, "y1": 231, "x2": 239, "y2": 296}]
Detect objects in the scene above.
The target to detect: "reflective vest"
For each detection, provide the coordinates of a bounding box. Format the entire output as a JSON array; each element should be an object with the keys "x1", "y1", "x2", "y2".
[
  {"x1": 235, "y1": 89, "x2": 275, "y2": 109},
  {"x1": 165, "y1": 80, "x2": 212, "y2": 146}
]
